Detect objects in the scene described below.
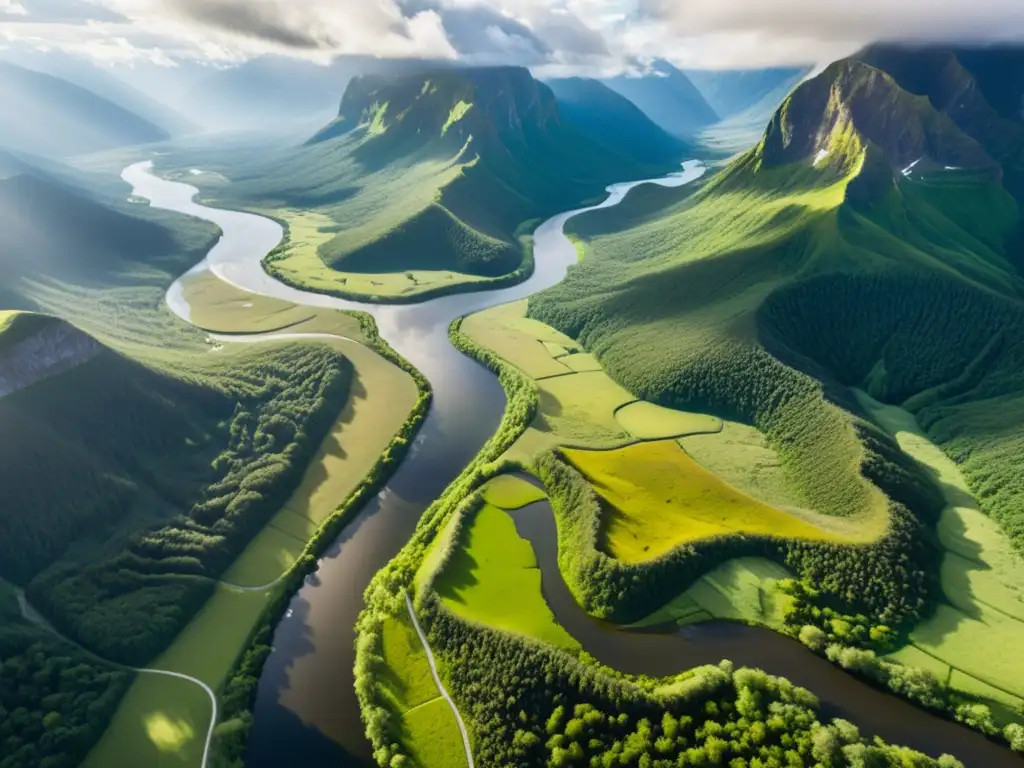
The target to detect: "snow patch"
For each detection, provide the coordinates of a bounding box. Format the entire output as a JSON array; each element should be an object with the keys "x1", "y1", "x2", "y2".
[
  {"x1": 945, "y1": 166, "x2": 961, "y2": 171},
  {"x1": 813, "y1": 149, "x2": 830, "y2": 167},
  {"x1": 189, "y1": 169, "x2": 202, "y2": 176},
  {"x1": 901, "y1": 158, "x2": 922, "y2": 177}
]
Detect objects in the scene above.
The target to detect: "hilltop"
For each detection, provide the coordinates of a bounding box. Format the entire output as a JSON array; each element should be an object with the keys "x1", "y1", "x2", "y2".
[
  {"x1": 544, "y1": 77, "x2": 690, "y2": 165},
  {"x1": 165, "y1": 66, "x2": 670, "y2": 302},
  {"x1": 0, "y1": 62, "x2": 169, "y2": 158}
]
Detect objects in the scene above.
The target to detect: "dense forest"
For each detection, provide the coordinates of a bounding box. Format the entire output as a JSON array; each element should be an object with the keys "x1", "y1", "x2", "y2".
[
  {"x1": 0, "y1": 584, "x2": 133, "y2": 768},
  {"x1": 422, "y1": 596, "x2": 963, "y2": 768},
  {"x1": 0, "y1": 341, "x2": 352, "y2": 665}
]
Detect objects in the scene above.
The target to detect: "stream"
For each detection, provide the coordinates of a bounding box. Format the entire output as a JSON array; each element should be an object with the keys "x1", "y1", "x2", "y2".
[{"x1": 122, "y1": 159, "x2": 1019, "y2": 768}]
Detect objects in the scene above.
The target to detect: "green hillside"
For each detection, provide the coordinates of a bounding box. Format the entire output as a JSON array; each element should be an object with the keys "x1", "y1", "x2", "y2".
[
  {"x1": 163, "y1": 66, "x2": 669, "y2": 302},
  {"x1": 529, "y1": 47, "x2": 1024, "y2": 650},
  {"x1": 544, "y1": 77, "x2": 691, "y2": 165},
  {"x1": 0, "y1": 61, "x2": 169, "y2": 158},
  {"x1": 602, "y1": 59, "x2": 720, "y2": 137}
]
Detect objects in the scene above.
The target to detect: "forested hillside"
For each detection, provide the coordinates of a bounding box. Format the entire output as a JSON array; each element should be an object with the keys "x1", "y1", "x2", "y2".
[{"x1": 529, "y1": 45, "x2": 1024, "y2": 644}]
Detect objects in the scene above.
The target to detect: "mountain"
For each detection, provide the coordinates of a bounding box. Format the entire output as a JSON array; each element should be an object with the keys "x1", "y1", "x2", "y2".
[
  {"x1": 602, "y1": 60, "x2": 719, "y2": 137},
  {"x1": 684, "y1": 67, "x2": 810, "y2": 121},
  {"x1": 544, "y1": 77, "x2": 690, "y2": 165},
  {"x1": 0, "y1": 49, "x2": 194, "y2": 136},
  {"x1": 0, "y1": 62, "x2": 169, "y2": 158},
  {"x1": 177, "y1": 65, "x2": 667, "y2": 301},
  {"x1": 527, "y1": 47, "x2": 1024, "y2": 689}
]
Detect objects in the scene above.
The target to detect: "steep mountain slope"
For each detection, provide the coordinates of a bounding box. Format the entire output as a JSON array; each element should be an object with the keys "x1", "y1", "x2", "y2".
[
  {"x1": 684, "y1": 67, "x2": 810, "y2": 120},
  {"x1": 602, "y1": 60, "x2": 719, "y2": 137},
  {"x1": 171, "y1": 65, "x2": 668, "y2": 302},
  {"x1": 0, "y1": 49, "x2": 194, "y2": 136},
  {"x1": 0, "y1": 62, "x2": 169, "y2": 157},
  {"x1": 544, "y1": 77, "x2": 690, "y2": 165},
  {"x1": 526, "y1": 49, "x2": 1024, "y2": 709}
]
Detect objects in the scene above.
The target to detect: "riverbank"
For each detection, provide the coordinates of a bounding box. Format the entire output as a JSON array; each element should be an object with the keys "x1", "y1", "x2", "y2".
[{"x1": 82, "y1": 165, "x2": 430, "y2": 768}]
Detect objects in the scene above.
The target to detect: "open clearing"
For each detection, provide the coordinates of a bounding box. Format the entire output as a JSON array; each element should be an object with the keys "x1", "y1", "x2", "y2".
[
  {"x1": 461, "y1": 301, "x2": 576, "y2": 379},
  {"x1": 480, "y1": 474, "x2": 547, "y2": 510},
  {"x1": 859, "y1": 392, "x2": 1024, "y2": 705},
  {"x1": 680, "y1": 419, "x2": 811, "y2": 512},
  {"x1": 614, "y1": 401, "x2": 722, "y2": 441},
  {"x1": 630, "y1": 558, "x2": 795, "y2": 629},
  {"x1": 436, "y1": 503, "x2": 579, "y2": 651},
  {"x1": 562, "y1": 441, "x2": 844, "y2": 564},
  {"x1": 379, "y1": 614, "x2": 466, "y2": 768}
]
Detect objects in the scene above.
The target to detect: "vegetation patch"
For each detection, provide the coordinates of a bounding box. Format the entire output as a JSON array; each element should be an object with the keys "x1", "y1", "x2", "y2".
[
  {"x1": 562, "y1": 441, "x2": 845, "y2": 564},
  {"x1": 680, "y1": 419, "x2": 811, "y2": 513},
  {"x1": 461, "y1": 300, "x2": 573, "y2": 379},
  {"x1": 630, "y1": 557, "x2": 795, "y2": 629},
  {"x1": 480, "y1": 474, "x2": 547, "y2": 510},
  {"x1": 614, "y1": 400, "x2": 722, "y2": 440},
  {"x1": 436, "y1": 503, "x2": 579, "y2": 651}
]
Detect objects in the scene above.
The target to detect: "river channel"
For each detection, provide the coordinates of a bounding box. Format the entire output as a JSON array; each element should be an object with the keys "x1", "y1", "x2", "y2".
[{"x1": 123, "y1": 160, "x2": 1019, "y2": 768}]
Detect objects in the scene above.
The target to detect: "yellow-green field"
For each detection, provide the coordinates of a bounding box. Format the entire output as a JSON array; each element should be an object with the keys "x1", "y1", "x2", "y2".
[
  {"x1": 181, "y1": 270, "x2": 365, "y2": 338},
  {"x1": 461, "y1": 300, "x2": 578, "y2": 379},
  {"x1": 562, "y1": 441, "x2": 844, "y2": 563},
  {"x1": 84, "y1": 673, "x2": 212, "y2": 768},
  {"x1": 630, "y1": 558, "x2": 795, "y2": 630},
  {"x1": 480, "y1": 474, "x2": 547, "y2": 510},
  {"x1": 614, "y1": 401, "x2": 722, "y2": 441},
  {"x1": 681, "y1": 420, "x2": 810, "y2": 512},
  {"x1": 379, "y1": 615, "x2": 466, "y2": 768},
  {"x1": 858, "y1": 392, "x2": 1024, "y2": 707},
  {"x1": 436, "y1": 503, "x2": 579, "y2": 650}
]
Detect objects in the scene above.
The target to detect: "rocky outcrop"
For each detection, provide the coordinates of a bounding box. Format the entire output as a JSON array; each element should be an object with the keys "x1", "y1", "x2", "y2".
[{"x1": 0, "y1": 317, "x2": 102, "y2": 398}]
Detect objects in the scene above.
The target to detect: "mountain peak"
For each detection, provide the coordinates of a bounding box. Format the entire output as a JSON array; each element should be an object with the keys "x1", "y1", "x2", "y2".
[
  {"x1": 757, "y1": 58, "x2": 997, "y2": 177},
  {"x1": 309, "y1": 66, "x2": 559, "y2": 147}
]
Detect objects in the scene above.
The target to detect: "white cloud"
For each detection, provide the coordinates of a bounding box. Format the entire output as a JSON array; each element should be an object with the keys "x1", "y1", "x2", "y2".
[
  {"x1": 635, "y1": 0, "x2": 1024, "y2": 67},
  {"x1": 1, "y1": 0, "x2": 1024, "y2": 70},
  {"x1": 1, "y1": 0, "x2": 29, "y2": 15}
]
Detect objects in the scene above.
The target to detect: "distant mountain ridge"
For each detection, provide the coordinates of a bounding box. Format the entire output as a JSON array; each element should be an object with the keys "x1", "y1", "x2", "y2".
[
  {"x1": 602, "y1": 60, "x2": 719, "y2": 137},
  {"x1": 684, "y1": 67, "x2": 811, "y2": 121},
  {"x1": 0, "y1": 62, "x2": 169, "y2": 158},
  {"x1": 544, "y1": 77, "x2": 690, "y2": 165}
]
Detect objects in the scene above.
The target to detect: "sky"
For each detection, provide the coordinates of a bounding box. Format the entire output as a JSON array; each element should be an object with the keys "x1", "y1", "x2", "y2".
[{"x1": 2, "y1": 0, "x2": 1024, "y2": 73}]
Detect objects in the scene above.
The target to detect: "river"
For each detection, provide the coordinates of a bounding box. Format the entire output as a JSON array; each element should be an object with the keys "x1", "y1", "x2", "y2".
[{"x1": 122, "y1": 160, "x2": 1019, "y2": 768}]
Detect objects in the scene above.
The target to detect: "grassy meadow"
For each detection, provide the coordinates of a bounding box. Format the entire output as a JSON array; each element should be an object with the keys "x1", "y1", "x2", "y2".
[
  {"x1": 436, "y1": 502, "x2": 579, "y2": 651},
  {"x1": 860, "y1": 393, "x2": 1024, "y2": 709},
  {"x1": 378, "y1": 615, "x2": 467, "y2": 768},
  {"x1": 562, "y1": 441, "x2": 850, "y2": 564}
]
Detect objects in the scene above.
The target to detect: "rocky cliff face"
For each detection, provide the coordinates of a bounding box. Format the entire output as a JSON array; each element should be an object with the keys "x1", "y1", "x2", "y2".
[
  {"x1": 0, "y1": 316, "x2": 102, "y2": 399},
  {"x1": 758, "y1": 59, "x2": 997, "y2": 175}
]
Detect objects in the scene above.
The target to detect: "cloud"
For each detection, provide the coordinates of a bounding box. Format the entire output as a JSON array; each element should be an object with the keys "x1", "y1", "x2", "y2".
[
  {"x1": 1, "y1": 0, "x2": 28, "y2": 15},
  {"x1": 634, "y1": 0, "x2": 1024, "y2": 67}
]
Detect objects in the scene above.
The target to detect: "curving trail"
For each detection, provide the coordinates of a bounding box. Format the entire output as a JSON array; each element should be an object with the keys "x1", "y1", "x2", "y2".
[
  {"x1": 404, "y1": 593, "x2": 475, "y2": 768},
  {"x1": 133, "y1": 670, "x2": 217, "y2": 768}
]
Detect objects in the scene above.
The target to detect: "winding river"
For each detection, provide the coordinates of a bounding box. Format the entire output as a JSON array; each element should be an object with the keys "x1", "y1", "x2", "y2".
[{"x1": 123, "y1": 160, "x2": 1020, "y2": 768}]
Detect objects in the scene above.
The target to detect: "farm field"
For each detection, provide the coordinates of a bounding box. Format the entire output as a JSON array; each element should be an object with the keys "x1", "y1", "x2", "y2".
[
  {"x1": 562, "y1": 441, "x2": 848, "y2": 563},
  {"x1": 859, "y1": 393, "x2": 1024, "y2": 708},
  {"x1": 435, "y1": 501, "x2": 579, "y2": 651}
]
